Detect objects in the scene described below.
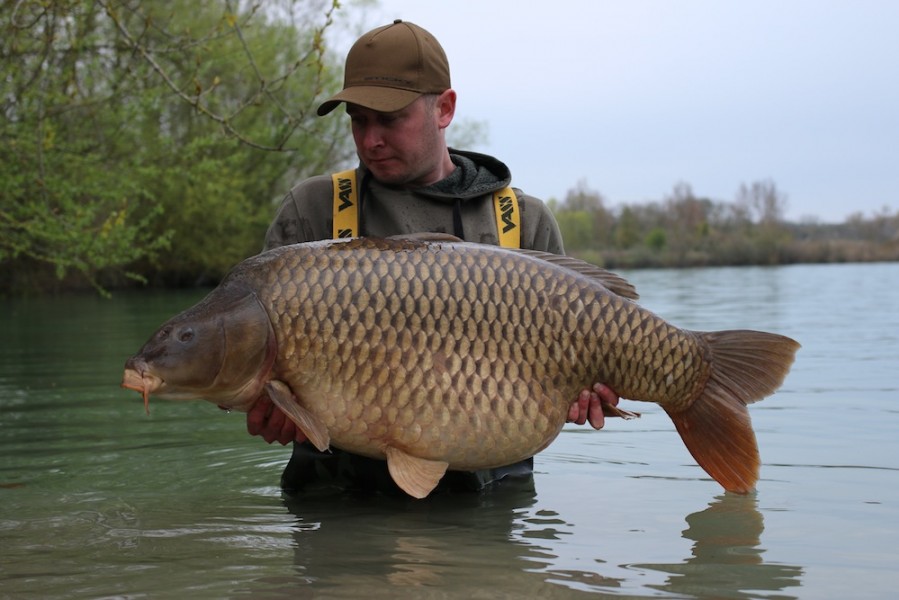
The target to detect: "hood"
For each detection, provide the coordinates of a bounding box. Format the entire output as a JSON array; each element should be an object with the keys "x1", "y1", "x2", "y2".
[
  {"x1": 424, "y1": 148, "x2": 512, "y2": 201},
  {"x1": 361, "y1": 149, "x2": 512, "y2": 204}
]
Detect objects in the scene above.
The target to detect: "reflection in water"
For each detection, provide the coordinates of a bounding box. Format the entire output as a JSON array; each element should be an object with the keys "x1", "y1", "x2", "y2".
[
  {"x1": 279, "y1": 479, "x2": 617, "y2": 597},
  {"x1": 515, "y1": 506, "x2": 626, "y2": 593},
  {"x1": 635, "y1": 494, "x2": 804, "y2": 599},
  {"x1": 276, "y1": 485, "x2": 803, "y2": 597}
]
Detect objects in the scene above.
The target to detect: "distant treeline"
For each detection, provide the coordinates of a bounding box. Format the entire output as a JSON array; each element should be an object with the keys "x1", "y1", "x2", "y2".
[{"x1": 550, "y1": 180, "x2": 899, "y2": 270}]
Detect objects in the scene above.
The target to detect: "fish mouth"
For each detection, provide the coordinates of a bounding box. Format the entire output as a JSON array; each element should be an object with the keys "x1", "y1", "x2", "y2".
[{"x1": 121, "y1": 361, "x2": 163, "y2": 415}]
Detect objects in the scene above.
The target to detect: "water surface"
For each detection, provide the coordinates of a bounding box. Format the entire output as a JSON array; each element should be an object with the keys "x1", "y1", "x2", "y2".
[{"x1": 2, "y1": 262, "x2": 897, "y2": 598}]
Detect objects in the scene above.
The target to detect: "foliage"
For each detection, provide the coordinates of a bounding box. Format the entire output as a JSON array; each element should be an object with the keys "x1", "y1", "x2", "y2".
[{"x1": 1, "y1": 0, "x2": 354, "y2": 293}]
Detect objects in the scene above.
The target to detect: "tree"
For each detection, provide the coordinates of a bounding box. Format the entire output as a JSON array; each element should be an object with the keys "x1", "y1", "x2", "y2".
[
  {"x1": 663, "y1": 182, "x2": 712, "y2": 261},
  {"x1": 553, "y1": 179, "x2": 615, "y2": 251},
  {"x1": 1, "y1": 0, "x2": 353, "y2": 292},
  {"x1": 644, "y1": 227, "x2": 666, "y2": 252},
  {"x1": 734, "y1": 179, "x2": 792, "y2": 264},
  {"x1": 614, "y1": 206, "x2": 641, "y2": 249},
  {"x1": 555, "y1": 211, "x2": 593, "y2": 251},
  {"x1": 736, "y1": 179, "x2": 788, "y2": 225}
]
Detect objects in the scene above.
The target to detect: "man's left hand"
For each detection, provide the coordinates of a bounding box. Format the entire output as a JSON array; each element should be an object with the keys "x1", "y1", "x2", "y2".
[{"x1": 567, "y1": 383, "x2": 620, "y2": 429}]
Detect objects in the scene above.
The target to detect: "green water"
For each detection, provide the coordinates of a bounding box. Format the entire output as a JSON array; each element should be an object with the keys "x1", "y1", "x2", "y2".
[{"x1": 2, "y1": 263, "x2": 897, "y2": 598}]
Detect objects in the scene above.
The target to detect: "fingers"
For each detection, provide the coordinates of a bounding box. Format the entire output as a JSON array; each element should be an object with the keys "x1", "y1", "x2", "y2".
[
  {"x1": 264, "y1": 406, "x2": 287, "y2": 444},
  {"x1": 246, "y1": 395, "x2": 272, "y2": 437},
  {"x1": 246, "y1": 394, "x2": 298, "y2": 446},
  {"x1": 593, "y1": 383, "x2": 619, "y2": 407},
  {"x1": 567, "y1": 383, "x2": 624, "y2": 430},
  {"x1": 590, "y1": 383, "x2": 624, "y2": 429},
  {"x1": 587, "y1": 391, "x2": 605, "y2": 430},
  {"x1": 567, "y1": 389, "x2": 590, "y2": 424}
]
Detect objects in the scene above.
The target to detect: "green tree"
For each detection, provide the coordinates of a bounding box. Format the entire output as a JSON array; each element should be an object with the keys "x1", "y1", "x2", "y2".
[
  {"x1": 1, "y1": 0, "x2": 352, "y2": 293},
  {"x1": 644, "y1": 227, "x2": 666, "y2": 252},
  {"x1": 614, "y1": 206, "x2": 640, "y2": 249},
  {"x1": 553, "y1": 179, "x2": 614, "y2": 252},
  {"x1": 555, "y1": 211, "x2": 593, "y2": 251}
]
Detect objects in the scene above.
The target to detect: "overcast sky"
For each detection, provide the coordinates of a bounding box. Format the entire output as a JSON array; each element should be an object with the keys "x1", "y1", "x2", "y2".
[{"x1": 328, "y1": 0, "x2": 898, "y2": 223}]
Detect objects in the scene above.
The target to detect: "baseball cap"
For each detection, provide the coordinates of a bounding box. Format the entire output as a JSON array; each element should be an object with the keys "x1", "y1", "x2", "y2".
[{"x1": 317, "y1": 20, "x2": 451, "y2": 116}]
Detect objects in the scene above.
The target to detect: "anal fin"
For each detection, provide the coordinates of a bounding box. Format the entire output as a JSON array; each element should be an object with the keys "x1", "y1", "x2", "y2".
[
  {"x1": 602, "y1": 403, "x2": 640, "y2": 420},
  {"x1": 384, "y1": 446, "x2": 449, "y2": 499},
  {"x1": 265, "y1": 380, "x2": 330, "y2": 452}
]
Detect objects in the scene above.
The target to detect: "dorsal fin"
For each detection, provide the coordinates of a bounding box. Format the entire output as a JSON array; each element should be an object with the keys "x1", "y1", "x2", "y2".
[
  {"x1": 515, "y1": 250, "x2": 639, "y2": 300},
  {"x1": 386, "y1": 232, "x2": 463, "y2": 243},
  {"x1": 384, "y1": 234, "x2": 639, "y2": 300}
]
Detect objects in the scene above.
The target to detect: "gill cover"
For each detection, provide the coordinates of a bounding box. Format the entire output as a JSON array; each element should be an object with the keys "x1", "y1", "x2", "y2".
[
  {"x1": 212, "y1": 289, "x2": 276, "y2": 406},
  {"x1": 129, "y1": 285, "x2": 274, "y2": 406}
]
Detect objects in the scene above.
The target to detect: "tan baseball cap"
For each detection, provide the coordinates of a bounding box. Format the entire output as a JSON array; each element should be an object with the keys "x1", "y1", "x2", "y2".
[{"x1": 317, "y1": 20, "x2": 451, "y2": 116}]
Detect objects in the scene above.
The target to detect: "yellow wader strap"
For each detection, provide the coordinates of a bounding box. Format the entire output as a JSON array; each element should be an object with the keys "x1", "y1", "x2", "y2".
[
  {"x1": 493, "y1": 186, "x2": 520, "y2": 248},
  {"x1": 331, "y1": 169, "x2": 358, "y2": 239}
]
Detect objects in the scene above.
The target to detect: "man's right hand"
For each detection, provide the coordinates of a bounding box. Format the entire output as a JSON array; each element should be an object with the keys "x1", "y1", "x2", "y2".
[{"x1": 246, "y1": 393, "x2": 307, "y2": 445}]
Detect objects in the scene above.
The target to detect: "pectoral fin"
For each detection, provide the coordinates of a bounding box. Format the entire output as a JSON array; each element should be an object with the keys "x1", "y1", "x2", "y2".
[
  {"x1": 265, "y1": 380, "x2": 330, "y2": 452},
  {"x1": 384, "y1": 446, "x2": 449, "y2": 499}
]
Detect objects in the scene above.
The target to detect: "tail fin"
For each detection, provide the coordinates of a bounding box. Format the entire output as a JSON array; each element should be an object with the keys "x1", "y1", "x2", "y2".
[{"x1": 666, "y1": 330, "x2": 800, "y2": 494}]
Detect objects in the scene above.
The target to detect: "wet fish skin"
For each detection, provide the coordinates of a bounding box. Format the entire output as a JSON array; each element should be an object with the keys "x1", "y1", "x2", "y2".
[{"x1": 123, "y1": 236, "x2": 800, "y2": 498}]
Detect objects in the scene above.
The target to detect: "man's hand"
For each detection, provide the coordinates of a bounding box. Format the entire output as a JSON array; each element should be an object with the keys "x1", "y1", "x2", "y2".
[
  {"x1": 246, "y1": 393, "x2": 307, "y2": 445},
  {"x1": 567, "y1": 383, "x2": 620, "y2": 430}
]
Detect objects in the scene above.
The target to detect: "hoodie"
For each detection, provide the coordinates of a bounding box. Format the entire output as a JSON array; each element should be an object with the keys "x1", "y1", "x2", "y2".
[{"x1": 263, "y1": 149, "x2": 564, "y2": 254}]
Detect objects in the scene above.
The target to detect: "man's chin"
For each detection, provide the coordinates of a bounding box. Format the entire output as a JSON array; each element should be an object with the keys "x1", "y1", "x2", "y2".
[{"x1": 364, "y1": 160, "x2": 410, "y2": 185}]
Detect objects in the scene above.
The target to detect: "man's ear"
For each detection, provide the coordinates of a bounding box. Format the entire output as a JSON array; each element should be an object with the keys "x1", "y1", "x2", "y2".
[{"x1": 436, "y1": 88, "x2": 456, "y2": 129}]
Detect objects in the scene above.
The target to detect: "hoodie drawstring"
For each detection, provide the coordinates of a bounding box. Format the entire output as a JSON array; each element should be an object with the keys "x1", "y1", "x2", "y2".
[{"x1": 452, "y1": 198, "x2": 465, "y2": 240}]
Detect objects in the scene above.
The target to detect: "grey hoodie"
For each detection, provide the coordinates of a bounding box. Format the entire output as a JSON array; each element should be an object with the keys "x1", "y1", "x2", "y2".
[{"x1": 264, "y1": 149, "x2": 564, "y2": 254}]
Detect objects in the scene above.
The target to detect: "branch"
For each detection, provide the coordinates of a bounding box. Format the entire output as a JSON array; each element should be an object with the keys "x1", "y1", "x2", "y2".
[
  {"x1": 221, "y1": 0, "x2": 339, "y2": 148},
  {"x1": 97, "y1": 0, "x2": 338, "y2": 152}
]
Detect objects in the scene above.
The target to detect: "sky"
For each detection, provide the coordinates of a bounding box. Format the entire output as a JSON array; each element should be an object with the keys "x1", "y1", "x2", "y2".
[{"x1": 329, "y1": 0, "x2": 898, "y2": 224}]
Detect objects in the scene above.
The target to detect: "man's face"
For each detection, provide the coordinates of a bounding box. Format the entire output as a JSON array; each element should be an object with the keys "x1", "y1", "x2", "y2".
[{"x1": 346, "y1": 91, "x2": 455, "y2": 187}]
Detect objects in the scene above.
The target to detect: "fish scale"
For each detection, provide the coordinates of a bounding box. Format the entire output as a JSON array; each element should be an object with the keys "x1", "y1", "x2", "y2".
[{"x1": 123, "y1": 236, "x2": 799, "y2": 498}]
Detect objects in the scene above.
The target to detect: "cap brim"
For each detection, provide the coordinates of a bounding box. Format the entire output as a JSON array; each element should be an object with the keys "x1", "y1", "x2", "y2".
[{"x1": 317, "y1": 86, "x2": 422, "y2": 116}]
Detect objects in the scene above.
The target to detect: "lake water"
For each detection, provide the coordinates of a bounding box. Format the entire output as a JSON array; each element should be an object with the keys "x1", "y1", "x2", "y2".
[{"x1": 1, "y1": 262, "x2": 897, "y2": 599}]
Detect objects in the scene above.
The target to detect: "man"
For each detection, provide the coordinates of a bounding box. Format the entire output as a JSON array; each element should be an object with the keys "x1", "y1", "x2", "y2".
[{"x1": 246, "y1": 20, "x2": 619, "y2": 494}]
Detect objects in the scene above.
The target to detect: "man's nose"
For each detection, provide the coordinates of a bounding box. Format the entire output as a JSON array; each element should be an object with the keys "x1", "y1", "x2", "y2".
[{"x1": 359, "y1": 124, "x2": 385, "y2": 150}]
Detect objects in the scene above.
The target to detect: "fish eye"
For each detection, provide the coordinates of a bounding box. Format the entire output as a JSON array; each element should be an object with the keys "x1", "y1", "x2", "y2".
[{"x1": 179, "y1": 328, "x2": 195, "y2": 343}]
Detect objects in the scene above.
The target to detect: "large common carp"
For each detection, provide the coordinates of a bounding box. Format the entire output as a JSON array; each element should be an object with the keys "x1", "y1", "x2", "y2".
[{"x1": 122, "y1": 236, "x2": 799, "y2": 498}]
